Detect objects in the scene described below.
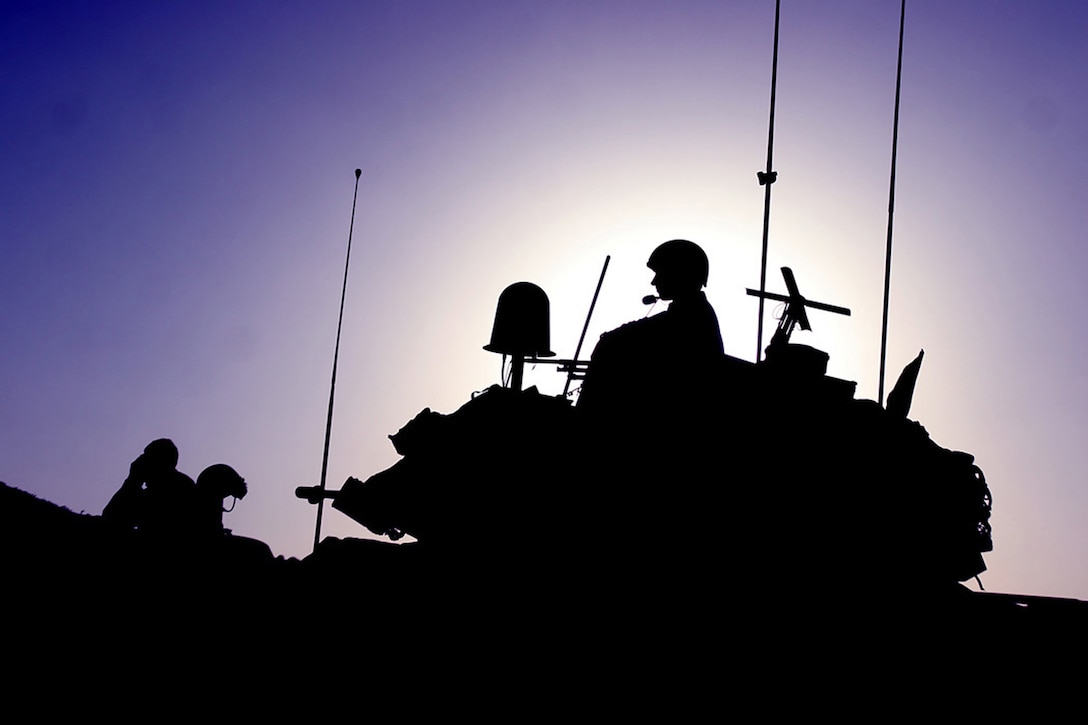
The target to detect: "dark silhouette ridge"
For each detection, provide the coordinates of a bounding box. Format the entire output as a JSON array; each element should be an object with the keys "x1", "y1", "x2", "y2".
[
  {"x1": 4, "y1": 248, "x2": 1087, "y2": 689},
  {"x1": 288, "y1": 245, "x2": 1088, "y2": 685}
]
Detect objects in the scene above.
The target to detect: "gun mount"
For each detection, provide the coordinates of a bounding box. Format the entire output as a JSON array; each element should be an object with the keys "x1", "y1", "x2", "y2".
[{"x1": 747, "y1": 267, "x2": 851, "y2": 379}]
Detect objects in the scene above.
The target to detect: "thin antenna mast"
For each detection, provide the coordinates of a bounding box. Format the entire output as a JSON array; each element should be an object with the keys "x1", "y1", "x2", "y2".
[
  {"x1": 879, "y1": 0, "x2": 906, "y2": 405},
  {"x1": 564, "y1": 255, "x2": 610, "y2": 398},
  {"x1": 313, "y1": 168, "x2": 362, "y2": 552},
  {"x1": 755, "y1": 0, "x2": 782, "y2": 363}
]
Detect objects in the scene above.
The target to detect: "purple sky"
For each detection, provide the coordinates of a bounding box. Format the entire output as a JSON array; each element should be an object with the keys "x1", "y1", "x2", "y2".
[{"x1": 3, "y1": 1, "x2": 1087, "y2": 600}]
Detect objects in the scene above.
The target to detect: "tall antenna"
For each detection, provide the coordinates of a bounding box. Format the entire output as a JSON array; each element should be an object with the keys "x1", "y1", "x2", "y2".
[
  {"x1": 564, "y1": 255, "x2": 609, "y2": 398},
  {"x1": 879, "y1": 0, "x2": 907, "y2": 405},
  {"x1": 313, "y1": 168, "x2": 363, "y2": 552},
  {"x1": 755, "y1": 0, "x2": 782, "y2": 363}
]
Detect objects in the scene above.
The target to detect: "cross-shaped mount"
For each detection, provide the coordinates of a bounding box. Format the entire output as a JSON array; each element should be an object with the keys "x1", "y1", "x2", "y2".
[{"x1": 747, "y1": 267, "x2": 851, "y2": 351}]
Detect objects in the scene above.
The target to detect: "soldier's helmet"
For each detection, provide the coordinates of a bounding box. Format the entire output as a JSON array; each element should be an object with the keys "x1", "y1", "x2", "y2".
[
  {"x1": 143, "y1": 438, "x2": 180, "y2": 470},
  {"x1": 647, "y1": 239, "x2": 709, "y2": 289},
  {"x1": 197, "y1": 464, "x2": 248, "y2": 500}
]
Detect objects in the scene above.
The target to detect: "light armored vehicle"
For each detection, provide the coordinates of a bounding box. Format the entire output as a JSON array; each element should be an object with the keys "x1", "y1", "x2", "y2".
[{"x1": 300, "y1": 268, "x2": 993, "y2": 608}]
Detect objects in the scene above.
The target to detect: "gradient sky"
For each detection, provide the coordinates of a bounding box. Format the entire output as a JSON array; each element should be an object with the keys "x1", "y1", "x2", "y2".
[{"x1": 3, "y1": 1, "x2": 1086, "y2": 600}]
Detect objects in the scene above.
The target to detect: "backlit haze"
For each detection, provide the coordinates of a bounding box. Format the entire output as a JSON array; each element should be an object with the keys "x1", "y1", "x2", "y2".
[{"x1": 3, "y1": 1, "x2": 1087, "y2": 600}]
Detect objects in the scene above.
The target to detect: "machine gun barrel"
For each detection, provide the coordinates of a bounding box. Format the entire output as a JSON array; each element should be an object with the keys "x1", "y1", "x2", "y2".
[
  {"x1": 747, "y1": 268, "x2": 851, "y2": 348},
  {"x1": 746, "y1": 288, "x2": 851, "y2": 317},
  {"x1": 296, "y1": 486, "x2": 340, "y2": 504},
  {"x1": 527, "y1": 357, "x2": 591, "y2": 380}
]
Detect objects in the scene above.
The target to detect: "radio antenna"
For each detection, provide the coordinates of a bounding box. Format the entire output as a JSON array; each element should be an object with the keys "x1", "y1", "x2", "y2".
[
  {"x1": 564, "y1": 255, "x2": 610, "y2": 398},
  {"x1": 879, "y1": 0, "x2": 907, "y2": 405},
  {"x1": 755, "y1": 0, "x2": 782, "y2": 363},
  {"x1": 312, "y1": 168, "x2": 362, "y2": 552}
]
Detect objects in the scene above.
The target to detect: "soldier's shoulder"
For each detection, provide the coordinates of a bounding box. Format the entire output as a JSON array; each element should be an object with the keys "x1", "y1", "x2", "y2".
[{"x1": 604, "y1": 313, "x2": 665, "y2": 337}]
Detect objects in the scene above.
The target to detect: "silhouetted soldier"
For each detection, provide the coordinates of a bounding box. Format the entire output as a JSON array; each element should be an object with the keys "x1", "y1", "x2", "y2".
[
  {"x1": 102, "y1": 438, "x2": 198, "y2": 540},
  {"x1": 577, "y1": 239, "x2": 724, "y2": 420},
  {"x1": 194, "y1": 463, "x2": 248, "y2": 537},
  {"x1": 194, "y1": 463, "x2": 274, "y2": 566},
  {"x1": 573, "y1": 241, "x2": 726, "y2": 570}
]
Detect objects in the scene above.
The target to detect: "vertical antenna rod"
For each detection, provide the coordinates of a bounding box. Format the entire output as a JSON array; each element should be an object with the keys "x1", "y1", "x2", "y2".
[
  {"x1": 564, "y1": 255, "x2": 610, "y2": 398},
  {"x1": 755, "y1": 0, "x2": 782, "y2": 363},
  {"x1": 313, "y1": 168, "x2": 363, "y2": 552},
  {"x1": 879, "y1": 0, "x2": 906, "y2": 405}
]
